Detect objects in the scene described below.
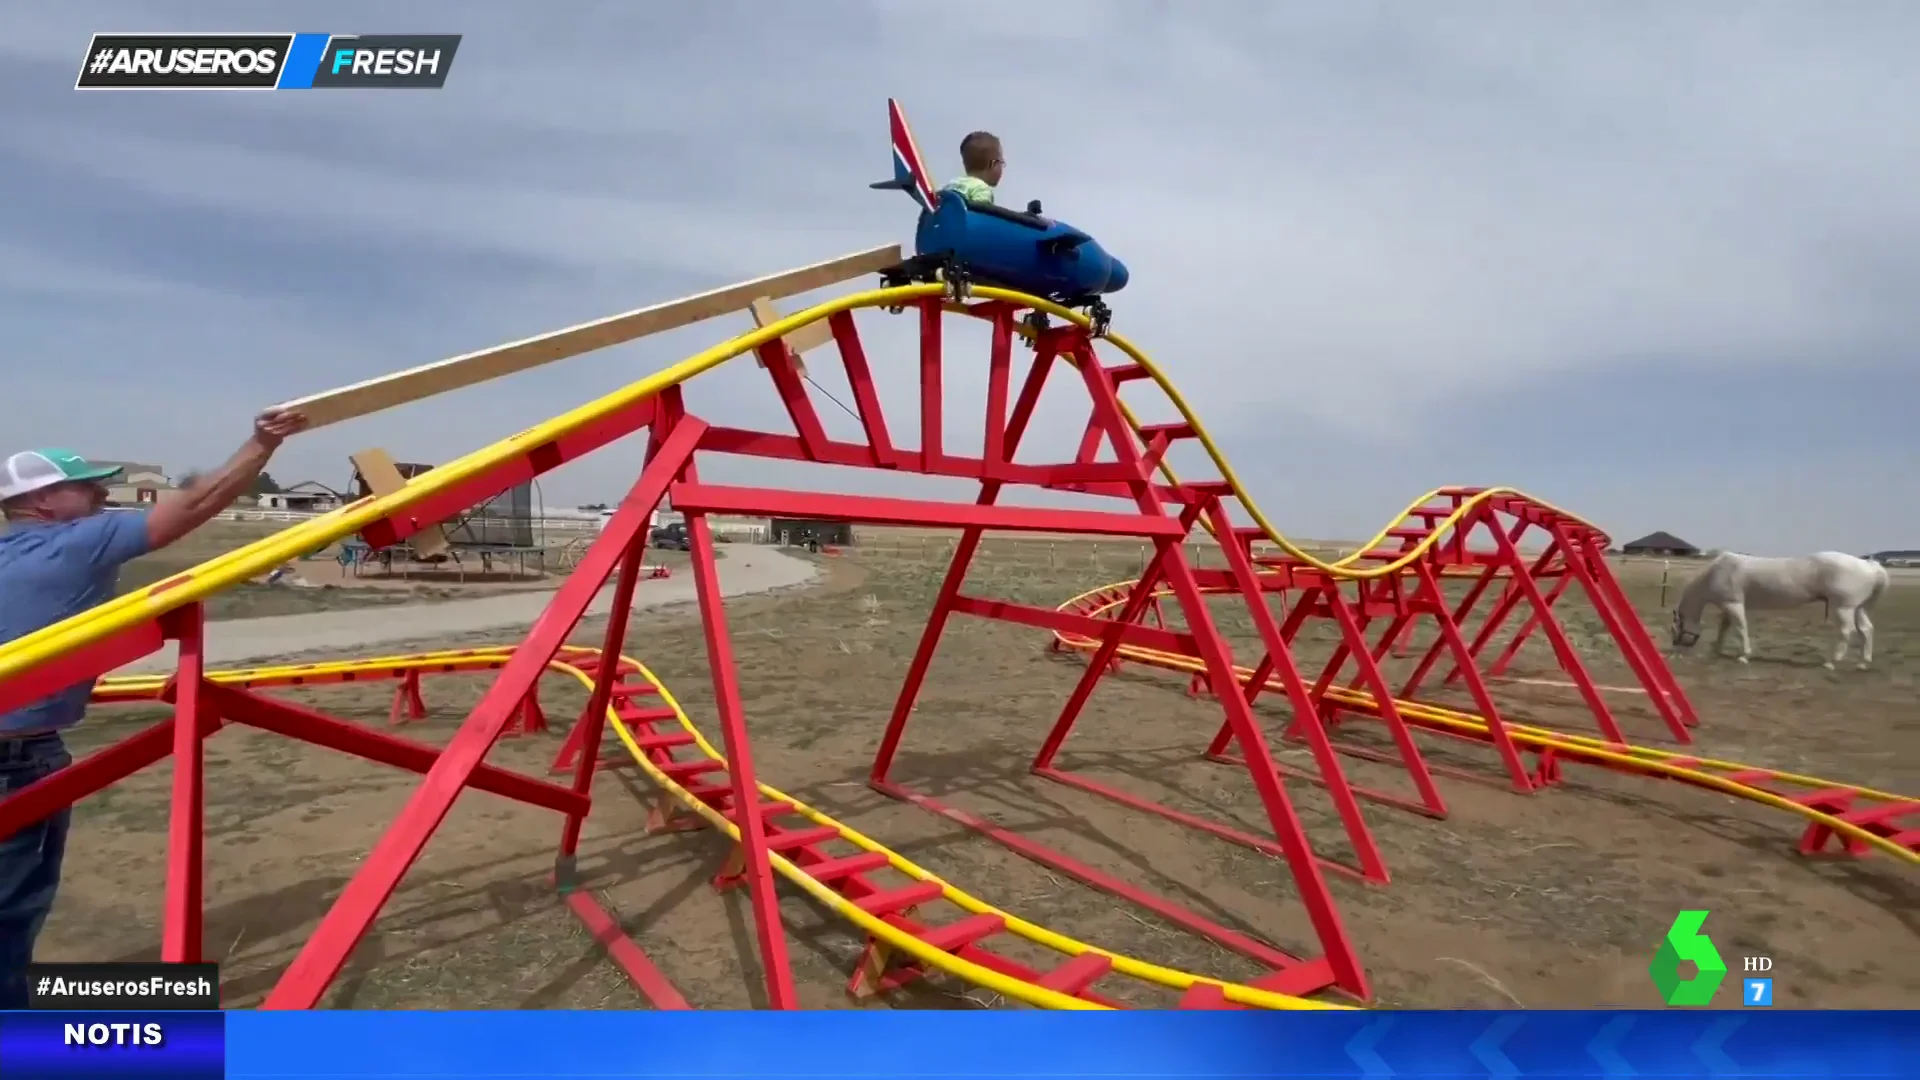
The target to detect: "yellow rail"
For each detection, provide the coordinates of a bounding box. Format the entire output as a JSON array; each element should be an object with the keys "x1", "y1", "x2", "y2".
[
  {"x1": 96, "y1": 651, "x2": 1348, "y2": 1011},
  {"x1": 0, "y1": 284, "x2": 1604, "y2": 687},
  {"x1": 951, "y1": 299, "x2": 1609, "y2": 570},
  {"x1": 30, "y1": 276, "x2": 1870, "y2": 1010},
  {"x1": 1053, "y1": 582, "x2": 1918, "y2": 866}
]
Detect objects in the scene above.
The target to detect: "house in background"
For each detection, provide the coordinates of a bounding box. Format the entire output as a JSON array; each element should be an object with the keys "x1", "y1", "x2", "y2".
[
  {"x1": 1868, "y1": 549, "x2": 1920, "y2": 567},
  {"x1": 1620, "y1": 531, "x2": 1700, "y2": 558},
  {"x1": 768, "y1": 517, "x2": 855, "y2": 547},
  {"x1": 258, "y1": 481, "x2": 346, "y2": 513},
  {"x1": 94, "y1": 460, "x2": 173, "y2": 506}
]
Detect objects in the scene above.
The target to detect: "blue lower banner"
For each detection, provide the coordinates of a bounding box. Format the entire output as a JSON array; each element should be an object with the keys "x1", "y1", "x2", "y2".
[
  {"x1": 0, "y1": 1012, "x2": 224, "y2": 1079},
  {"x1": 4, "y1": 1009, "x2": 1916, "y2": 1077}
]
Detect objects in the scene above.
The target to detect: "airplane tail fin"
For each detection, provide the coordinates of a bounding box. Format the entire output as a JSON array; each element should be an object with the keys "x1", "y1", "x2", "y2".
[{"x1": 871, "y1": 97, "x2": 939, "y2": 212}]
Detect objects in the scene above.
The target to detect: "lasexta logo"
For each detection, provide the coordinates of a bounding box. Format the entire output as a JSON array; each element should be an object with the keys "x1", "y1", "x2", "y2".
[{"x1": 1650, "y1": 909, "x2": 1728, "y2": 1006}]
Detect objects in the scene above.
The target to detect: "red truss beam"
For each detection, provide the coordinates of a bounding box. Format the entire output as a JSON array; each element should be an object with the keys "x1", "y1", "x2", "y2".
[
  {"x1": 0, "y1": 288, "x2": 1714, "y2": 1012},
  {"x1": 1295, "y1": 493, "x2": 1695, "y2": 745},
  {"x1": 359, "y1": 396, "x2": 660, "y2": 551},
  {"x1": 946, "y1": 330, "x2": 1714, "y2": 985},
  {"x1": 263, "y1": 409, "x2": 714, "y2": 1008},
  {"x1": 694, "y1": 426, "x2": 1137, "y2": 488},
  {"x1": 864, "y1": 316, "x2": 1370, "y2": 1000},
  {"x1": 0, "y1": 620, "x2": 165, "y2": 717},
  {"x1": 0, "y1": 399, "x2": 713, "y2": 1011},
  {"x1": 669, "y1": 482, "x2": 1184, "y2": 538},
  {"x1": 1, "y1": 295, "x2": 1377, "y2": 1007},
  {"x1": 1050, "y1": 483, "x2": 1702, "y2": 838}
]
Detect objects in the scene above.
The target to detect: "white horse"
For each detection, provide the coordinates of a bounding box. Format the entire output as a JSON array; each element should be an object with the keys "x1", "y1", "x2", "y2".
[{"x1": 1669, "y1": 552, "x2": 1890, "y2": 669}]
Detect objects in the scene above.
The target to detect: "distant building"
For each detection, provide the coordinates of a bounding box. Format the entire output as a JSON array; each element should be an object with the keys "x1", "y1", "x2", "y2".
[
  {"x1": 258, "y1": 481, "x2": 346, "y2": 514},
  {"x1": 592, "y1": 508, "x2": 663, "y2": 531},
  {"x1": 1620, "y1": 531, "x2": 1700, "y2": 558},
  {"x1": 1868, "y1": 550, "x2": 1920, "y2": 568},
  {"x1": 94, "y1": 460, "x2": 172, "y2": 506},
  {"x1": 769, "y1": 517, "x2": 854, "y2": 548}
]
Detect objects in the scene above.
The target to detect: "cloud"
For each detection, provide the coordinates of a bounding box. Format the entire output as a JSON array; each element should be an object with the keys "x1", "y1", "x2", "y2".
[{"x1": 2, "y1": 0, "x2": 1916, "y2": 552}]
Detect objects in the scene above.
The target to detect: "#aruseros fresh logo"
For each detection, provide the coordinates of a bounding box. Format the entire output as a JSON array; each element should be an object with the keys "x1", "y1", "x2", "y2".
[{"x1": 1650, "y1": 909, "x2": 1727, "y2": 1006}]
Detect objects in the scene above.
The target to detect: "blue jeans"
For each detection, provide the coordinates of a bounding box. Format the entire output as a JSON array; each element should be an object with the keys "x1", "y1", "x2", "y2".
[{"x1": 0, "y1": 734, "x2": 71, "y2": 1010}]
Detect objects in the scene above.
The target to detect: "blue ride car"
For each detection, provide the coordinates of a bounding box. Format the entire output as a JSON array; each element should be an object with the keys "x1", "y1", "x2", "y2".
[{"x1": 872, "y1": 98, "x2": 1128, "y2": 312}]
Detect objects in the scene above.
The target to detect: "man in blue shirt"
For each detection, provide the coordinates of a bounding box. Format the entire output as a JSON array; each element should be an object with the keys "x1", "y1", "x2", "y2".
[{"x1": 0, "y1": 407, "x2": 305, "y2": 1006}]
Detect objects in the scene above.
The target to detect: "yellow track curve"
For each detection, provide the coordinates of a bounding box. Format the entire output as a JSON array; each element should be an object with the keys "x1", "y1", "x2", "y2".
[
  {"x1": 933, "y1": 300, "x2": 1612, "y2": 568},
  {"x1": 93, "y1": 649, "x2": 1345, "y2": 1011},
  {"x1": 0, "y1": 282, "x2": 1613, "y2": 690},
  {"x1": 12, "y1": 281, "x2": 1910, "y2": 1012},
  {"x1": 1051, "y1": 582, "x2": 1918, "y2": 867}
]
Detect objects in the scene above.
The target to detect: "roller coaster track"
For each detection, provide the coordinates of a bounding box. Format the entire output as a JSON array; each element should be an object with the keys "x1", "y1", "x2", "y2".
[
  {"x1": 93, "y1": 649, "x2": 1343, "y2": 1011},
  {"x1": 1049, "y1": 584, "x2": 1919, "y2": 866},
  {"x1": 0, "y1": 284, "x2": 1622, "y2": 684},
  {"x1": 3, "y1": 281, "x2": 1911, "y2": 1011}
]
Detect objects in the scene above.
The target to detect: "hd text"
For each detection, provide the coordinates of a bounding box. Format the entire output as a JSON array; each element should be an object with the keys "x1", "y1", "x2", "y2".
[{"x1": 76, "y1": 33, "x2": 460, "y2": 89}]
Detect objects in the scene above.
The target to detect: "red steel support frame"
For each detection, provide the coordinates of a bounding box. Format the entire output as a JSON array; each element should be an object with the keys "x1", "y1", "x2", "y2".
[
  {"x1": 162, "y1": 604, "x2": 210, "y2": 963},
  {"x1": 865, "y1": 319, "x2": 1368, "y2": 999},
  {"x1": 1063, "y1": 487, "x2": 1699, "y2": 824},
  {"x1": 0, "y1": 288, "x2": 1705, "y2": 1009},
  {"x1": 0, "y1": 406, "x2": 705, "y2": 1010}
]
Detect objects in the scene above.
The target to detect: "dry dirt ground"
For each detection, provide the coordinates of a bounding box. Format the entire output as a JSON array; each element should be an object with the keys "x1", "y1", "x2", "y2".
[{"x1": 46, "y1": 536, "x2": 1919, "y2": 1010}]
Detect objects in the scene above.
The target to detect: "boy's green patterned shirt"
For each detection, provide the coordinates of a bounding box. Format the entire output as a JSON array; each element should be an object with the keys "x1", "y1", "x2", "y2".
[{"x1": 941, "y1": 176, "x2": 994, "y2": 206}]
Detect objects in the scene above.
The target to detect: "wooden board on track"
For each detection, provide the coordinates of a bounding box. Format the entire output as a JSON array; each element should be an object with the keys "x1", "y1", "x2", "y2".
[{"x1": 277, "y1": 244, "x2": 902, "y2": 428}]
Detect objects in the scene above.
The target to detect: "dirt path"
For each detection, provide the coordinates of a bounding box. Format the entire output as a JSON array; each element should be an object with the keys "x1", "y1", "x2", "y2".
[{"x1": 112, "y1": 546, "x2": 818, "y2": 674}]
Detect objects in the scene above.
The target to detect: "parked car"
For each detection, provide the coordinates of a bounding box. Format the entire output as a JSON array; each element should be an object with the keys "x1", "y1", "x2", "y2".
[{"x1": 650, "y1": 521, "x2": 691, "y2": 550}]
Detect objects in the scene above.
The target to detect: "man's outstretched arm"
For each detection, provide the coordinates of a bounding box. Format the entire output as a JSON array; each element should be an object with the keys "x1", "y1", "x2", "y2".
[{"x1": 145, "y1": 408, "x2": 308, "y2": 551}]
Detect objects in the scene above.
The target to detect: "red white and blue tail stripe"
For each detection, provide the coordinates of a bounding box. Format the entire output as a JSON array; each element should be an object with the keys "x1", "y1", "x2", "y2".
[{"x1": 887, "y1": 98, "x2": 939, "y2": 211}]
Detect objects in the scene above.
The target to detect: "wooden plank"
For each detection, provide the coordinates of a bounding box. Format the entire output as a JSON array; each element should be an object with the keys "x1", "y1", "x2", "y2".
[
  {"x1": 278, "y1": 244, "x2": 903, "y2": 428},
  {"x1": 350, "y1": 448, "x2": 450, "y2": 558},
  {"x1": 747, "y1": 296, "x2": 836, "y2": 375}
]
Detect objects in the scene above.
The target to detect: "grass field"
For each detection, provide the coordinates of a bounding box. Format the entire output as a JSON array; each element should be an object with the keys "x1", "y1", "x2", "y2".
[{"x1": 44, "y1": 535, "x2": 1920, "y2": 1009}]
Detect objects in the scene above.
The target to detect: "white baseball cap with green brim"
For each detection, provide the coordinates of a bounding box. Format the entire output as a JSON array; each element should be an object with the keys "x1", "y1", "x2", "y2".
[{"x1": 0, "y1": 449, "x2": 125, "y2": 502}]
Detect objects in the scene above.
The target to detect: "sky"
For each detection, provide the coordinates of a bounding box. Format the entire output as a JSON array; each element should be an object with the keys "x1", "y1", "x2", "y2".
[{"x1": 3, "y1": 1, "x2": 1917, "y2": 554}]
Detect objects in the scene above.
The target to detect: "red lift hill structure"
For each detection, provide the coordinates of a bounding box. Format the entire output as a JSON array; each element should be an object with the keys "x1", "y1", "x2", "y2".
[{"x1": 0, "y1": 245, "x2": 1911, "y2": 1011}]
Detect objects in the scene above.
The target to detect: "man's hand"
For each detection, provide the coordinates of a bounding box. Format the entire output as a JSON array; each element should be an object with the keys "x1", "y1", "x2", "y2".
[
  {"x1": 253, "y1": 407, "x2": 309, "y2": 449},
  {"x1": 146, "y1": 406, "x2": 311, "y2": 551}
]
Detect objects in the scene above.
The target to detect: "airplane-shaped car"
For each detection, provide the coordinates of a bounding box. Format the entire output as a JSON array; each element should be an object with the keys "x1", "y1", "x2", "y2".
[{"x1": 871, "y1": 98, "x2": 1128, "y2": 330}]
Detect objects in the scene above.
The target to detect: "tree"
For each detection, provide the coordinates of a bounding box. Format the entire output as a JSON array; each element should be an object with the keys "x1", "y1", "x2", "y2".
[
  {"x1": 176, "y1": 470, "x2": 203, "y2": 491},
  {"x1": 250, "y1": 471, "x2": 283, "y2": 495}
]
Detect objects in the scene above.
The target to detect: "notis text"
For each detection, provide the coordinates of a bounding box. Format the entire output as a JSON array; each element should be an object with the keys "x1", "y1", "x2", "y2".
[{"x1": 65, "y1": 1022, "x2": 167, "y2": 1047}]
